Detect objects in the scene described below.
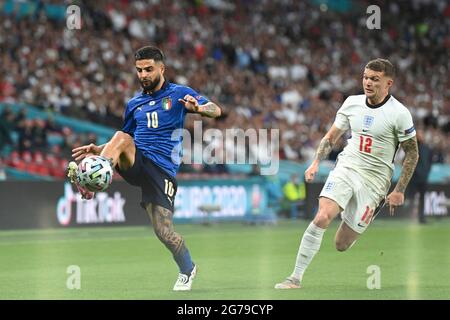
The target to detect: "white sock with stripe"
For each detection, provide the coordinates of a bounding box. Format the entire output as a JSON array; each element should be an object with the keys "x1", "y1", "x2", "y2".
[{"x1": 290, "y1": 222, "x2": 326, "y2": 282}]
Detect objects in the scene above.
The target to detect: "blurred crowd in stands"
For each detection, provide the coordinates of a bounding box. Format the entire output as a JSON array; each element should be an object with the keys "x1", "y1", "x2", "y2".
[
  {"x1": 0, "y1": 105, "x2": 98, "y2": 178},
  {"x1": 0, "y1": 0, "x2": 449, "y2": 180}
]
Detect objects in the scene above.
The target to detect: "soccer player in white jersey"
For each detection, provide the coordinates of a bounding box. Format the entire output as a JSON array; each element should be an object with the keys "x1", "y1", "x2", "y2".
[{"x1": 275, "y1": 58, "x2": 419, "y2": 289}]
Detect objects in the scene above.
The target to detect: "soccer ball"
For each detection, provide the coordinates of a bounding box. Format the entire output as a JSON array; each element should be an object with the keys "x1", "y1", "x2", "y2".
[{"x1": 77, "y1": 156, "x2": 113, "y2": 192}]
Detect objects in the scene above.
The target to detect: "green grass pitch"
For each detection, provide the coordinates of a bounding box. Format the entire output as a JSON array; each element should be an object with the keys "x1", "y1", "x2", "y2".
[{"x1": 0, "y1": 218, "x2": 449, "y2": 299}]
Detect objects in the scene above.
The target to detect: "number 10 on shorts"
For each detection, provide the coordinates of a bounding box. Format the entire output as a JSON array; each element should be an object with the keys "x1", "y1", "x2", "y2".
[{"x1": 164, "y1": 179, "x2": 175, "y2": 197}]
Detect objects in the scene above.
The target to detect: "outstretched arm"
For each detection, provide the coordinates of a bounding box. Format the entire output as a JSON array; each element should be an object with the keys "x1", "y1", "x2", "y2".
[
  {"x1": 305, "y1": 124, "x2": 346, "y2": 182},
  {"x1": 179, "y1": 95, "x2": 222, "y2": 118},
  {"x1": 72, "y1": 143, "x2": 106, "y2": 162},
  {"x1": 386, "y1": 136, "x2": 419, "y2": 214}
]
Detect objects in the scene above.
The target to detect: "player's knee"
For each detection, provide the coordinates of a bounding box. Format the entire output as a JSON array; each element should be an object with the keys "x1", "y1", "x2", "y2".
[
  {"x1": 313, "y1": 211, "x2": 333, "y2": 228},
  {"x1": 335, "y1": 240, "x2": 349, "y2": 252},
  {"x1": 111, "y1": 131, "x2": 133, "y2": 149}
]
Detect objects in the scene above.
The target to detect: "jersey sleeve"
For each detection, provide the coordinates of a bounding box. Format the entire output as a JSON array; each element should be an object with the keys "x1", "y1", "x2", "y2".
[
  {"x1": 333, "y1": 97, "x2": 351, "y2": 131},
  {"x1": 121, "y1": 102, "x2": 136, "y2": 137},
  {"x1": 396, "y1": 107, "x2": 416, "y2": 142}
]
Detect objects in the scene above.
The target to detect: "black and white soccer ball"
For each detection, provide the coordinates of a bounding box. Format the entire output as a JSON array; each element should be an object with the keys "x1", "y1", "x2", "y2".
[{"x1": 77, "y1": 156, "x2": 113, "y2": 192}]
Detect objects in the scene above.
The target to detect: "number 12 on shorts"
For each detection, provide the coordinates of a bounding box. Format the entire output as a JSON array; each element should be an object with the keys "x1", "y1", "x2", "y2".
[
  {"x1": 359, "y1": 135, "x2": 372, "y2": 153},
  {"x1": 164, "y1": 179, "x2": 175, "y2": 197}
]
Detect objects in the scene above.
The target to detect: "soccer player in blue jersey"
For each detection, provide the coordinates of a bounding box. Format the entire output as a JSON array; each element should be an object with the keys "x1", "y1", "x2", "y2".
[{"x1": 68, "y1": 46, "x2": 222, "y2": 291}]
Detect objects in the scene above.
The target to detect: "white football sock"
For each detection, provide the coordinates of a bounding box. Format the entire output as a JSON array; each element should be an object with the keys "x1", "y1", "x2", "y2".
[{"x1": 290, "y1": 222, "x2": 326, "y2": 282}]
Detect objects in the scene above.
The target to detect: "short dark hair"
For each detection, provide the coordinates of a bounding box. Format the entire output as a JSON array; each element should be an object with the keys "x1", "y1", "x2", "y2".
[
  {"x1": 134, "y1": 46, "x2": 165, "y2": 62},
  {"x1": 365, "y1": 58, "x2": 396, "y2": 78}
]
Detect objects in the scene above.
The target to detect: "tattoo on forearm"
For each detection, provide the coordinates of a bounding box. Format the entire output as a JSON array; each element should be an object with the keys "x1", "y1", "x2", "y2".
[
  {"x1": 315, "y1": 137, "x2": 333, "y2": 161},
  {"x1": 395, "y1": 137, "x2": 419, "y2": 193},
  {"x1": 200, "y1": 102, "x2": 221, "y2": 118}
]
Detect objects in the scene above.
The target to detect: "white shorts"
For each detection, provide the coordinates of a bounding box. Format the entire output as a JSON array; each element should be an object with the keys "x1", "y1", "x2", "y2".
[{"x1": 319, "y1": 166, "x2": 384, "y2": 234}]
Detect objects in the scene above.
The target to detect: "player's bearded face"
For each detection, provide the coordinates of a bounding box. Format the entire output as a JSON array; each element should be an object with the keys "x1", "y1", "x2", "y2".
[
  {"x1": 136, "y1": 59, "x2": 163, "y2": 92},
  {"x1": 140, "y1": 74, "x2": 161, "y2": 92}
]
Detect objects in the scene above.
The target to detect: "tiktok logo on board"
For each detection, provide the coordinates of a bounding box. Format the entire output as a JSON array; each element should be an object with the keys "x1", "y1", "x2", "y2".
[{"x1": 57, "y1": 183, "x2": 126, "y2": 226}]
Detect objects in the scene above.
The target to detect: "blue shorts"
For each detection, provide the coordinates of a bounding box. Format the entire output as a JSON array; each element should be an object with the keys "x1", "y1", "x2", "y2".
[{"x1": 116, "y1": 147, "x2": 177, "y2": 211}]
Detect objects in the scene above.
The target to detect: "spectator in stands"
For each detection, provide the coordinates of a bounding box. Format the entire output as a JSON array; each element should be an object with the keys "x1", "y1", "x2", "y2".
[
  {"x1": 17, "y1": 119, "x2": 35, "y2": 153},
  {"x1": 266, "y1": 175, "x2": 284, "y2": 215},
  {"x1": 14, "y1": 108, "x2": 28, "y2": 130},
  {"x1": 2, "y1": 1, "x2": 448, "y2": 163},
  {"x1": 0, "y1": 107, "x2": 15, "y2": 128},
  {"x1": 0, "y1": 114, "x2": 13, "y2": 152},
  {"x1": 0, "y1": 156, "x2": 6, "y2": 180},
  {"x1": 32, "y1": 119, "x2": 48, "y2": 151},
  {"x1": 204, "y1": 163, "x2": 229, "y2": 175},
  {"x1": 249, "y1": 164, "x2": 260, "y2": 176},
  {"x1": 282, "y1": 173, "x2": 306, "y2": 219},
  {"x1": 45, "y1": 116, "x2": 62, "y2": 134},
  {"x1": 0, "y1": 0, "x2": 448, "y2": 180}
]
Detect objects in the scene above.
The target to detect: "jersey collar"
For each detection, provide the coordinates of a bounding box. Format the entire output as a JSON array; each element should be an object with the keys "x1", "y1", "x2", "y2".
[{"x1": 365, "y1": 94, "x2": 391, "y2": 109}]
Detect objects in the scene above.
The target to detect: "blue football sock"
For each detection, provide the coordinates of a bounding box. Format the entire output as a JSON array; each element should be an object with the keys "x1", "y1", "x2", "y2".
[{"x1": 173, "y1": 247, "x2": 194, "y2": 275}]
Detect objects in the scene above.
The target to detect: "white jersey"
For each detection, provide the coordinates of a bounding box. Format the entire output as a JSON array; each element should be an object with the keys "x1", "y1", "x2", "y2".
[{"x1": 333, "y1": 94, "x2": 416, "y2": 197}]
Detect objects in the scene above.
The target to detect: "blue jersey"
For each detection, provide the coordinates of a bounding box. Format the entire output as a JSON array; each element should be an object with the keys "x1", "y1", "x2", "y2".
[{"x1": 122, "y1": 81, "x2": 209, "y2": 177}]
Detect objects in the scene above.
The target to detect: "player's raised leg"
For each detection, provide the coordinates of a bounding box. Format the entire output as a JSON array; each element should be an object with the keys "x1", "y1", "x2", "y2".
[
  {"x1": 68, "y1": 131, "x2": 135, "y2": 199},
  {"x1": 334, "y1": 186, "x2": 382, "y2": 251},
  {"x1": 145, "y1": 203, "x2": 197, "y2": 291},
  {"x1": 275, "y1": 197, "x2": 341, "y2": 289},
  {"x1": 334, "y1": 221, "x2": 360, "y2": 252},
  {"x1": 100, "y1": 131, "x2": 135, "y2": 171}
]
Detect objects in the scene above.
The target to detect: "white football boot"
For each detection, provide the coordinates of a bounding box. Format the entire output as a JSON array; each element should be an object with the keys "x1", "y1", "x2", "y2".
[
  {"x1": 173, "y1": 265, "x2": 197, "y2": 291},
  {"x1": 274, "y1": 276, "x2": 301, "y2": 289}
]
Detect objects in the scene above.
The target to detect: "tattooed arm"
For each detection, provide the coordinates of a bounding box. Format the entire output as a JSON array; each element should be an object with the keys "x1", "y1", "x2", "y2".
[
  {"x1": 305, "y1": 124, "x2": 346, "y2": 182},
  {"x1": 315, "y1": 125, "x2": 346, "y2": 162},
  {"x1": 197, "y1": 102, "x2": 222, "y2": 118},
  {"x1": 315, "y1": 138, "x2": 333, "y2": 161},
  {"x1": 386, "y1": 136, "x2": 419, "y2": 215},
  {"x1": 179, "y1": 95, "x2": 222, "y2": 118},
  {"x1": 395, "y1": 136, "x2": 419, "y2": 193}
]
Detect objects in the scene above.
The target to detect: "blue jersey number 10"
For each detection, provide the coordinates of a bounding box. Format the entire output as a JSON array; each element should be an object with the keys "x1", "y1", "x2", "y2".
[{"x1": 146, "y1": 112, "x2": 158, "y2": 128}]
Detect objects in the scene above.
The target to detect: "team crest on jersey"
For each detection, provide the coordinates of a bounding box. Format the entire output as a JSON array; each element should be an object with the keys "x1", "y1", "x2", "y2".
[
  {"x1": 162, "y1": 97, "x2": 172, "y2": 110},
  {"x1": 363, "y1": 115, "x2": 374, "y2": 129},
  {"x1": 325, "y1": 181, "x2": 335, "y2": 191}
]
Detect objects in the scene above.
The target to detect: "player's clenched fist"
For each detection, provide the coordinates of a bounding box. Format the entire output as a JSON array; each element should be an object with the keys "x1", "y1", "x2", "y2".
[{"x1": 305, "y1": 162, "x2": 319, "y2": 183}]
